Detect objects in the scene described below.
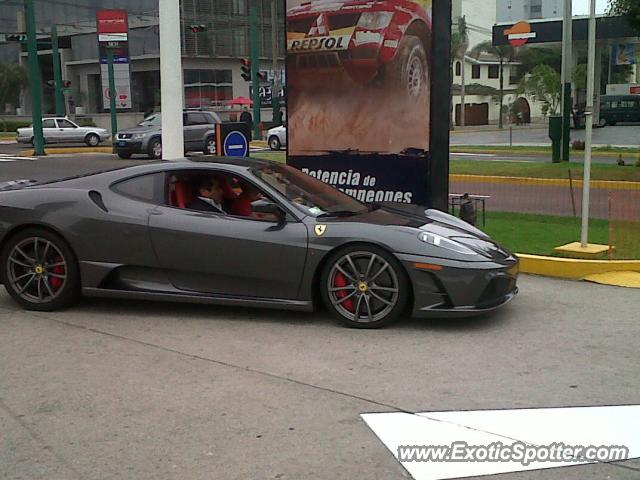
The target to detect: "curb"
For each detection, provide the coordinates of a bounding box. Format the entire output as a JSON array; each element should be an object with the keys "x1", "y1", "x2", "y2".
[
  {"x1": 451, "y1": 174, "x2": 640, "y2": 191},
  {"x1": 21, "y1": 147, "x2": 114, "y2": 156},
  {"x1": 517, "y1": 253, "x2": 640, "y2": 280}
]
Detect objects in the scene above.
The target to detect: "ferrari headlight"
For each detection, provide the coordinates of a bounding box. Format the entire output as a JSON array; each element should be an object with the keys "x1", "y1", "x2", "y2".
[
  {"x1": 357, "y1": 12, "x2": 393, "y2": 30},
  {"x1": 418, "y1": 232, "x2": 477, "y2": 255}
]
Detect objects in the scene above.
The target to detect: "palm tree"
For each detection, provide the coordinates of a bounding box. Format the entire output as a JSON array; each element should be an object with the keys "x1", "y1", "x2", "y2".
[
  {"x1": 470, "y1": 41, "x2": 517, "y2": 129},
  {"x1": 451, "y1": 16, "x2": 469, "y2": 127}
]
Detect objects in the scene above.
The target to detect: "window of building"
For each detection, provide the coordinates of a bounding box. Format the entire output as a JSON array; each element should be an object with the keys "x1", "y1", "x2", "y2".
[
  {"x1": 488, "y1": 65, "x2": 499, "y2": 79},
  {"x1": 455, "y1": 61, "x2": 462, "y2": 77},
  {"x1": 529, "y1": 0, "x2": 543, "y2": 19},
  {"x1": 184, "y1": 69, "x2": 233, "y2": 108},
  {"x1": 472, "y1": 65, "x2": 481, "y2": 79}
]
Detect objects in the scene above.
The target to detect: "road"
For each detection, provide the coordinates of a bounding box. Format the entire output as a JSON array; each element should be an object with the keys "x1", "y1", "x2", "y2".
[{"x1": 1, "y1": 276, "x2": 639, "y2": 480}]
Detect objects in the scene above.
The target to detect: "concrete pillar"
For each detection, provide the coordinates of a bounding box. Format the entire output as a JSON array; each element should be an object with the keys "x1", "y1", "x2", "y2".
[{"x1": 159, "y1": 0, "x2": 185, "y2": 160}]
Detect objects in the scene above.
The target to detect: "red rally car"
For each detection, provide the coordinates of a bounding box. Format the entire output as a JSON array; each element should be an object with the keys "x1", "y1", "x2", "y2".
[{"x1": 287, "y1": 0, "x2": 432, "y2": 97}]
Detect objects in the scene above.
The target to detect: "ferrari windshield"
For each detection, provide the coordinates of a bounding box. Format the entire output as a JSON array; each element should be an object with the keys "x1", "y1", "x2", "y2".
[{"x1": 252, "y1": 164, "x2": 368, "y2": 217}]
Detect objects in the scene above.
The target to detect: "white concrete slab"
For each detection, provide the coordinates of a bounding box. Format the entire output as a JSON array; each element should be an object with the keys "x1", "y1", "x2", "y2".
[{"x1": 362, "y1": 405, "x2": 640, "y2": 480}]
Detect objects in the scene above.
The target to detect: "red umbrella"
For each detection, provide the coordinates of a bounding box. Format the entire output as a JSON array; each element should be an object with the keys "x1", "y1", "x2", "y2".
[{"x1": 228, "y1": 96, "x2": 253, "y2": 106}]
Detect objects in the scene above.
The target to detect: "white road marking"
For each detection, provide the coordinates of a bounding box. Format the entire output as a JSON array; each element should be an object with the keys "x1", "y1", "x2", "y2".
[
  {"x1": 0, "y1": 154, "x2": 36, "y2": 162},
  {"x1": 362, "y1": 405, "x2": 640, "y2": 480},
  {"x1": 451, "y1": 152, "x2": 496, "y2": 158}
]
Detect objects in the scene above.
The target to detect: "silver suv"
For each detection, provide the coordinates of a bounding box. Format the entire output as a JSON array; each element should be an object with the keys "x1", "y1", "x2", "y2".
[{"x1": 115, "y1": 110, "x2": 221, "y2": 159}]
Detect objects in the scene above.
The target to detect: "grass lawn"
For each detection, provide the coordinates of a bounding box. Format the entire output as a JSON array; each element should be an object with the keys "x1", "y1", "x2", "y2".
[
  {"x1": 483, "y1": 211, "x2": 611, "y2": 256},
  {"x1": 0, "y1": 132, "x2": 15, "y2": 141},
  {"x1": 451, "y1": 159, "x2": 640, "y2": 182},
  {"x1": 253, "y1": 150, "x2": 286, "y2": 163},
  {"x1": 253, "y1": 152, "x2": 640, "y2": 182}
]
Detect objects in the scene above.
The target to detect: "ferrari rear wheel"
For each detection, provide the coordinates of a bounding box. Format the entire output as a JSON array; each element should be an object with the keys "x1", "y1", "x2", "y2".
[
  {"x1": 321, "y1": 246, "x2": 409, "y2": 328},
  {"x1": 1, "y1": 229, "x2": 80, "y2": 311}
]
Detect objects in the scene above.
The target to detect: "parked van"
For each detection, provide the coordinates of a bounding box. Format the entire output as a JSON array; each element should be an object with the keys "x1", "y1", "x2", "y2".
[{"x1": 599, "y1": 95, "x2": 640, "y2": 126}]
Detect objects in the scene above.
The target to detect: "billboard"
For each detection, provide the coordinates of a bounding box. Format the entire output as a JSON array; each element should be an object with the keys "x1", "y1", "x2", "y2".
[
  {"x1": 612, "y1": 44, "x2": 637, "y2": 66},
  {"x1": 286, "y1": 0, "x2": 443, "y2": 207},
  {"x1": 97, "y1": 10, "x2": 132, "y2": 110}
]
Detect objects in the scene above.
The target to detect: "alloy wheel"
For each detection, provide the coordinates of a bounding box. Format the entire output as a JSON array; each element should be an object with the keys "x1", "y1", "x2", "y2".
[
  {"x1": 327, "y1": 251, "x2": 399, "y2": 324},
  {"x1": 7, "y1": 237, "x2": 68, "y2": 304}
]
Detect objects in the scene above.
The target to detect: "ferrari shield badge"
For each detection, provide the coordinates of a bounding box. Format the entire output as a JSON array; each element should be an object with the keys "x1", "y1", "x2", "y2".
[{"x1": 315, "y1": 224, "x2": 327, "y2": 237}]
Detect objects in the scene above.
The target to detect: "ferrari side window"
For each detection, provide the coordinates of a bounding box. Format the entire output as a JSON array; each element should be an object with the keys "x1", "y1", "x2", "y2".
[{"x1": 111, "y1": 173, "x2": 165, "y2": 204}]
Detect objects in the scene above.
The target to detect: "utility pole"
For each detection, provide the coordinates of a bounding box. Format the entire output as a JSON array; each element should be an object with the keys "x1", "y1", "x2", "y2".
[
  {"x1": 271, "y1": 0, "x2": 282, "y2": 126},
  {"x1": 581, "y1": 0, "x2": 597, "y2": 247},
  {"x1": 51, "y1": 25, "x2": 65, "y2": 117},
  {"x1": 106, "y1": 49, "x2": 118, "y2": 153},
  {"x1": 560, "y1": 0, "x2": 572, "y2": 161},
  {"x1": 458, "y1": 16, "x2": 467, "y2": 128},
  {"x1": 250, "y1": 4, "x2": 262, "y2": 140},
  {"x1": 24, "y1": 0, "x2": 44, "y2": 155},
  {"x1": 159, "y1": 0, "x2": 184, "y2": 160}
]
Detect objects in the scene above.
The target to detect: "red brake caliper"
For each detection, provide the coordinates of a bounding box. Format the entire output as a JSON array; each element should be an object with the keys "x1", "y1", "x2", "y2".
[
  {"x1": 49, "y1": 256, "x2": 65, "y2": 291},
  {"x1": 334, "y1": 272, "x2": 354, "y2": 313}
]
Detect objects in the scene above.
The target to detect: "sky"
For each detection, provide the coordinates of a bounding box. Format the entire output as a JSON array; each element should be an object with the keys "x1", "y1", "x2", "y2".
[{"x1": 573, "y1": 0, "x2": 611, "y2": 16}]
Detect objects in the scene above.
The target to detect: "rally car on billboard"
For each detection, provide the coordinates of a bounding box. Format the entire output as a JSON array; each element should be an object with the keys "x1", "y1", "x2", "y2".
[{"x1": 287, "y1": 0, "x2": 432, "y2": 97}]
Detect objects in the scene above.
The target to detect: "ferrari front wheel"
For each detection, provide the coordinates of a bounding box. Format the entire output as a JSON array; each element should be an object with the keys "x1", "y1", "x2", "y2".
[
  {"x1": 1, "y1": 228, "x2": 80, "y2": 311},
  {"x1": 321, "y1": 246, "x2": 409, "y2": 328}
]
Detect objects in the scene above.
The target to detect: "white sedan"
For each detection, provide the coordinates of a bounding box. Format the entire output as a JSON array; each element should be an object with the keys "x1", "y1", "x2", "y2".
[
  {"x1": 17, "y1": 117, "x2": 110, "y2": 146},
  {"x1": 267, "y1": 124, "x2": 287, "y2": 151}
]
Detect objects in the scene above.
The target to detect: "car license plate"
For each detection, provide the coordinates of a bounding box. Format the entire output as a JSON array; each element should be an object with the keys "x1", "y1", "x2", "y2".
[{"x1": 117, "y1": 141, "x2": 127, "y2": 147}]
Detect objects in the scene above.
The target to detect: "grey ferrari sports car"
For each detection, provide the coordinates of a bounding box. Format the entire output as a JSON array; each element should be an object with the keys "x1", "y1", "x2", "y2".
[{"x1": 0, "y1": 158, "x2": 518, "y2": 328}]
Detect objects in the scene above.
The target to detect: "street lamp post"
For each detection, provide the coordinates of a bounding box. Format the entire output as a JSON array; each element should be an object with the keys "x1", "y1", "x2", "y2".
[
  {"x1": 271, "y1": 0, "x2": 282, "y2": 126},
  {"x1": 106, "y1": 48, "x2": 118, "y2": 153},
  {"x1": 24, "y1": 0, "x2": 44, "y2": 156},
  {"x1": 580, "y1": 0, "x2": 597, "y2": 247},
  {"x1": 51, "y1": 25, "x2": 65, "y2": 117}
]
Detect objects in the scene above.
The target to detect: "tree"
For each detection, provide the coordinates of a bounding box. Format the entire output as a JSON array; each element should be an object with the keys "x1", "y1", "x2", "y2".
[
  {"x1": 609, "y1": 0, "x2": 640, "y2": 30},
  {"x1": 470, "y1": 41, "x2": 517, "y2": 129},
  {"x1": 517, "y1": 47, "x2": 562, "y2": 74},
  {"x1": 451, "y1": 16, "x2": 469, "y2": 127},
  {"x1": 0, "y1": 64, "x2": 28, "y2": 114},
  {"x1": 517, "y1": 64, "x2": 561, "y2": 117}
]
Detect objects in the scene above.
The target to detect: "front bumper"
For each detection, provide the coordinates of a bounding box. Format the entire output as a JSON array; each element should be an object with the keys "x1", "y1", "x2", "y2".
[
  {"x1": 397, "y1": 253, "x2": 519, "y2": 319},
  {"x1": 115, "y1": 140, "x2": 144, "y2": 154}
]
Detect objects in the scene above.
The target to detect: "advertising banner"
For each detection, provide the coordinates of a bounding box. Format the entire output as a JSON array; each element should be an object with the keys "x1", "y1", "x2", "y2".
[
  {"x1": 97, "y1": 10, "x2": 132, "y2": 110},
  {"x1": 612, "y1": 44, "x2": 637, "y2": 66},
  {"x1": 285, "y1": 0, "x2": 438, "y2": 206}
]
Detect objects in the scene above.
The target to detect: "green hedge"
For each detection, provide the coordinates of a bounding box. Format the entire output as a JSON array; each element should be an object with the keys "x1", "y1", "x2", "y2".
[{"x1": 0, "y1": 119, "x2": 31, "y2": 132}]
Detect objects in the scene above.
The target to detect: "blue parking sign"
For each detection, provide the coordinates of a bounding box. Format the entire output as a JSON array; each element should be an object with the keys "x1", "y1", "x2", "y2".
[{"x1": 223, "y1": 131, "x2": 249, "y2": 157}]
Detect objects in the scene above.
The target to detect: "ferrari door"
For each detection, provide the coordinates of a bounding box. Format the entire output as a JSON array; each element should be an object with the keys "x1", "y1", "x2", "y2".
[{"x1": 148, "y1": 207, "x2": 309, "y2": 299}]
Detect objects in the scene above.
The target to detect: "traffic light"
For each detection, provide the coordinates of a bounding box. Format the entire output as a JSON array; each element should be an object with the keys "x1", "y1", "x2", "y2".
[
  {"x1": 63, "y1": 80, "x2": 71, "y2": 88},
  {"x1": 188, "y1": 24, "x2": 207, "y2": 34},
  {"x1": 257, "y1": 71, "x2": 268, "y2": 82},
  {"x1": 241, "y1": 58, "x2": 251, "y2": 82}
]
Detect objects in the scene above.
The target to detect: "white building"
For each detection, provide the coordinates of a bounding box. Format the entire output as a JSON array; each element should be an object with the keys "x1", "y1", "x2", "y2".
[
  {"x1": 450, "y1": 0, "x2": 548, "y2": 125},
  {"x1": 496, "y1": 0, "x2": 564, "y2": 23}
]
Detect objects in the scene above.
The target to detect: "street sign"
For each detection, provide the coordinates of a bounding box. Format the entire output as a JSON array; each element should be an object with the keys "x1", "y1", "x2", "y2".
[{"x1": 223, "y1": 131, "x2": 249, "y2": 157}]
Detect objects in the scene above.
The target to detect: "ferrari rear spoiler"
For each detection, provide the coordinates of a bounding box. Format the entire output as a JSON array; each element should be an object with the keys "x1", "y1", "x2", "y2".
[{"x1": 0, "y1": 179, "x2": 38, "y2": 191}]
